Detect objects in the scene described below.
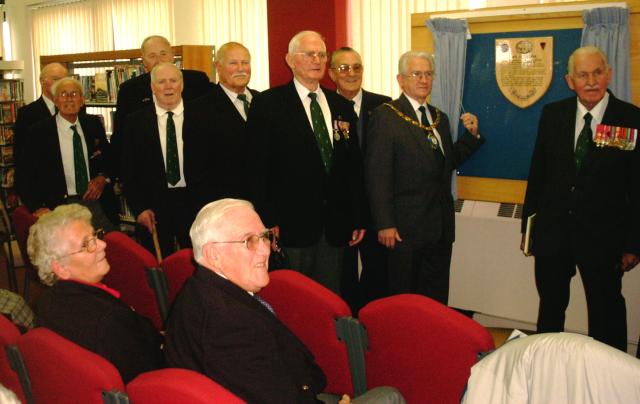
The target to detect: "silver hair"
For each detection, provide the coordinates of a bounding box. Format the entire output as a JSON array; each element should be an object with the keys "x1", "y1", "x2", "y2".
[
  {"x1": 150, "y1": 62, "x2": 183, "y2": 83},
  {"x1": 51, "y1": 77, "x2": 83, "y2": 98},
  {"x1": 398, "y1": 51, "x2": 435, "y2": 76},
  {"x1": 215, "y1": 42, "x2": 250, "y2": 63},
  {"x1": 141, "y1": 35, "x2": 172, "y2": 54},
  {"x1": 330, "y1": 46, "x2": 361, "y2": 68},
  {"x1": 287, "y1": 30, "x2": 325, "y2": 54},
  {"x1": 190, "y1": 198, "x2": 254, "y2": 264},
  {"x1": 27, "y1": 204, "x2": 93, "y2": 286},
  {"x1": 567, "y1": 46, "x2": 609, "y2": 76},
  {"x1": 39, "y1": 62, "x2": 68, "y2": 81}
]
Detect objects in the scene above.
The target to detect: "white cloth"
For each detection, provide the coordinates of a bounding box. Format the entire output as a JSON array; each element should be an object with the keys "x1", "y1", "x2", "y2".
[
  {"x1": 462, "y1": 332, "x2": 640, "y2": 404},
  {"x1": 293, "y1": 78, "x2": 334, "y2": 146},
  {"x1": 154, "y1": 100, "x2": 186, "y2": 188},
  {"x1": 56, "y1": 114, "x2": 89, "y2": 196}
]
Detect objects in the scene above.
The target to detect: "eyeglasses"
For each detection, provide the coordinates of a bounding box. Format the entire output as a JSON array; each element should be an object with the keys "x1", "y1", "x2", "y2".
[
  {"x1": 572, "y1": 69, "x2": 605, "y2": 82},
  {"x1": 58, "y1": 228, "x2": 105, "y2": 259},
  {"x1": 210, "y1": 229, "x2": 274, "y2": 252},
  {"x1": 405, "y1": 71, "x2": 435, "y2": 80},
  {"x1": 294, "y1": 51, "x2": 328, "y2": 61},
  {"x1": 331, "y1": 64, "x2": 363, "y2": 74},
  {"x1": 59, "y1": 91, "x2": 82, "y2": 99}
]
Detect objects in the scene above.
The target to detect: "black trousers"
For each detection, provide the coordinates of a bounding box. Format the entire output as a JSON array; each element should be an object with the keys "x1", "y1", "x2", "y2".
[
  {"x1": 387, "y1": 238, "x2": 453, "y2": 305},
  {"x1": 535, "y1": 250, "x2": 627, "y2": 351}
]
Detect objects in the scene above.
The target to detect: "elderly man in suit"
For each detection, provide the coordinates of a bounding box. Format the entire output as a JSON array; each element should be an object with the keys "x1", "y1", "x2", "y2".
[
  {"x1": 366, "y1": 51, "x2": 483, "y2": 305},
  {"x1": 248, "y1": 31, "x2": 365, "y2": 294},
  {"x1": 121, "y1": 62, "x2": 196, "y2": 257},
  {"x1": 328, "y1": 47, "x2": 391, "y2": 310},
  {"x1": 14, "y1": 62, "x2": 68, "y2": 196},
  {"x1": 165, "y1": 198, "x2": 403, "y2": 403},
  {"x1": 522, "y1": 46, "x2": 640, "y2": 351},
  {"x1": 187, "y1": 42, "x2": 258, "y2": 211},
  {"x1": 18, "y1": 77, "x2": 117, "y2": 231},
  {"x1": 111, "y1": 35, "x2": 210, "y2": 180}
]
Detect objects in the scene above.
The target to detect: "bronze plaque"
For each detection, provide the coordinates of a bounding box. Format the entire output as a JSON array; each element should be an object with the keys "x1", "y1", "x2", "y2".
[{"x1": 495, "y1": 37, "x2": 553, "y2": 109}]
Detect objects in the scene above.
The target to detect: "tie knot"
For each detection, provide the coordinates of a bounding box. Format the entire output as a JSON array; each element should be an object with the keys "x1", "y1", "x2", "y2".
[
  {"x1": 70, "y1": 124, "x2": 77, "y2": 132},
  {"x1": 583, "y1": 112, "x2": 592, "y2": 124},
  {"x1": 350, "y1": 100, "x2": 356, "y2": 106},
  {"x1": 418, "y1": 106, "x2": 427, "y2": 114},
  {"x1": 237, "y1": 93, "x2": 247, "y2": 101},
  {"x1": 308, "y1": 92, "x2": 317, "y2": 101},
  {"x1": 167, "y1": 111, "x2": 174, "y2": 118}
]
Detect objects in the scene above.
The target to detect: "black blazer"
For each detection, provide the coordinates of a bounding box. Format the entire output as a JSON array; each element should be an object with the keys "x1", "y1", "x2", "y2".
[
  {"x1": 247, "y1": 81, "x2": 365, "y2": 248},
  {"x1": 366, "y1": 94, "x2": 483, "y2": 244},
  {"x1": 37, "y1": 281, "x2": 164, "y2": 383},
  {"x1": 186, "y1": 83, "x2": 260, "y2": 210},
  {"x1": 359, "y1": 89, "x2": 392, "y2": 152},
  {"x1": 14, "y1": 97, "x2": 54, "y2": 196},
  {"x1": 111, "y1": 69, "x2": 210, "y2": 179},
  {"x1": 18, "y1": 113, "x2": 117, "y2": 218},
  {"x1": 165, "y1": 266, "x2": 326, "y2": 404},
  {"x1": 120, "y1": 104, "x2": 199, "y2": 218},
  {"x1": 522, "y1": 93, "x2": 640, "y2": 258}
]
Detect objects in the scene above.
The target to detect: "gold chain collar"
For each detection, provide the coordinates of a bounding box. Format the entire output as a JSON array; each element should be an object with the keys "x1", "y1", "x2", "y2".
[{"x1": 384, "y1": 102, "x2": 441, "y2": 133}]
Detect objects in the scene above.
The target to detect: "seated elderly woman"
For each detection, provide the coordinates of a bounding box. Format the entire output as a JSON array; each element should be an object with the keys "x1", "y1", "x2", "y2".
[{"x1": 27, "y1": 204, "x2": 164, "y2": 383}]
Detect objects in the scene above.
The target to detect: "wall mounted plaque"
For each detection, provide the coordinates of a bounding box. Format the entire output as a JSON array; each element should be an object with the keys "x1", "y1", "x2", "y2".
[{"x1": 495, "y1": 37, "x2": 553, "y2": 108}]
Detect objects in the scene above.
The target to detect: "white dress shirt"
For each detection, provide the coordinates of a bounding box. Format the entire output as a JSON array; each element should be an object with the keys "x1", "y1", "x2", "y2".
[
  {"x1": 56, "y1": 114, "x2": 90, "y2": 196},
  {"x1": 155, "y1": 100, "x2": 186, "y2": 188},
  {"x1": 404, "y1": 93, "x2": 444, "y2": 155},
  {"x1": 220, "y1": 83, "x2": 252, "y2": 121},
  {"x1": 574, "y1": 92, "x2": 609, "y2": 149},
  {"x1": 293, "y1": 78, "x2": 334, "y2": 146},
  {"x1": 43, "y1": 95, "x2": 56, "y2": 115},
  {"x1": 338, "y1": 88, "x2": 363, "y2": 118}
]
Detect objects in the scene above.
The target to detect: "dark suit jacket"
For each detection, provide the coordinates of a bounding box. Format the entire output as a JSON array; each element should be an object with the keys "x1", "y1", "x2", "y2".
[
  {"x1": 165, "y1": 266, "x2": 326, "y2": 404},
  {"x1": 522, "y1": 93, "x2": 640, "y2": 258},
  {"x1": 14, "y1": 97, "x2": 54, "y2": 196},
  {"x1": 366, "y1": 94, "x2": 484, "y2": 244},
  {"x1": 186, "y1": 83, "x2": 259, "y2": 210},
  {"x1": 120, "y1": 104, "x2": 198, "y2": 219},
  {"x1": 248, "y1": 81, "x2": 365, "y2": 247},
  {"x1": 37, "y1": 280, "x2": 164, "y2": 383},
  {"x1": 359, "y1": 90, "x2": 392, "y2": 152},
  {"x1": 18, "y1": 113, "x2": 117, "y2": 219},
  {"x1": 111, "y1": 69, "x2": 210, "y2": 179}
]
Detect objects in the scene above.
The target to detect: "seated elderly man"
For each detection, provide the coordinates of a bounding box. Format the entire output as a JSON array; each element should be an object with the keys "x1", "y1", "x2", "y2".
[
  {"x1": 165, "y1": 198, "x2": 403, "y2": 404},
  {"x1": 27, "y1": 204, "x2": 164, "y2": 383}
]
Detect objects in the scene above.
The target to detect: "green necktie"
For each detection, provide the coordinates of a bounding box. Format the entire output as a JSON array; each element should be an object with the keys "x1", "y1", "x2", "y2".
[
  {"x1": 308, "y1": 92, "x2": 332, "y2": 172},
  {"x1": 237, "y1": 93, "x2": 250, "y2": 119},
  {"x1": 575, "y1": 112, "x2": 592, "y2": 171},
  {"x1": 70, "y1": 125, "x2": 88, "y2": 196},
  {"x1": 165, "y1": 111, "x2": 180, "y2": 185}
]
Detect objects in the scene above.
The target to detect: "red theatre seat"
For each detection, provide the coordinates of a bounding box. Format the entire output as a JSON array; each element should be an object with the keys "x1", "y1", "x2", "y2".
[
  {"x1": 0, "y1": 315, "x2": 27, "y2": 403},
  {"x1": 103, "y1": 231, "x2": 162, "y2": 330},
  {"x1": 258, "y1": 269, "x2": 355, "y2": 396},
  {"x1": 11, "y1": 206, "x2": 39, "y2": 296},
  {"x1": 17, "y1": 327, "x2": 126, "y2": 403},
  {"x1": 161, "y1": 248, "x2": 196, "y2": 306},
  {"x1": 359, "y1": 294, "x2": 495, "y2": 404},
  {"x1": 127, "y1": 368, "x2": 244, "y2": 403}
]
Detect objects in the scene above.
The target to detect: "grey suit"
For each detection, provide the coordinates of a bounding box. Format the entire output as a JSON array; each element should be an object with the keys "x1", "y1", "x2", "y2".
[{"x1": 365, "y1": 94, "x2": 483, "y2": 303}]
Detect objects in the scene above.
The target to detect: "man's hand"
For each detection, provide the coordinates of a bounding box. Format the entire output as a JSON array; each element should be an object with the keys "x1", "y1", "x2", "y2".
[
  {"x1": 338, "y1": 394, "x2": 351, "y2": 404},
  {"x1": 378, "y1": 227, "x2": 402, "y2": 249},
  {"x1": 349, "y1": 229, "x2": 366, "y2": 247},
  {"x1": 620, "y1": 253, "x2": 640, "y2": 272},
  {"x1": 137, "y1": 209, "x2": 156, "y2": 234},
  {"x1": 83, "y1": 175, "x2": 107, "y2": 201},
  {"x1": 460, "y1": 112, "x2": 479, "y2": 137},
  {"x1": 33, "y1": 207, "x2": 51, "y2": 218}
]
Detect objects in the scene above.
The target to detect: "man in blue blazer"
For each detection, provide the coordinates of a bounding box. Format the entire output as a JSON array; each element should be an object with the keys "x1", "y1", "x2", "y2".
[
  {"x1": 522, "y1": 46, "x2": 640, "y2": 351},
  {"x1": 247, "y1": 31, "x2": 366, "y2": 294}
]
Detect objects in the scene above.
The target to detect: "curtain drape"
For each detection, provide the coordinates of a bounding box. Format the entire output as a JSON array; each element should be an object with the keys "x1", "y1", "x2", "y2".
[{"x1": 581, "y1": 7, "x2": 630, "y2": 102}]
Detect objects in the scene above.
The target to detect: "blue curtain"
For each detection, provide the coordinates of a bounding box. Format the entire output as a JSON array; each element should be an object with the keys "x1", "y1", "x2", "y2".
[
  {"x1": 426, "y1": 17, "x2": 468, "y2": 199},
  {"x1": 581, "y1": 7, "x2": 630, "y2": 102}
]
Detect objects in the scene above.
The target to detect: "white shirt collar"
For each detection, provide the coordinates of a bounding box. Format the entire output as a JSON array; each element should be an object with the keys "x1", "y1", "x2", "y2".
[
  {"x1": 154, "y1": 99, "x2": 184, "y2": 116},
  {"x1": 576, "y1": 92, "x2": 609, "y2": 124},
  {"x1": 43, "y1": 95, "x2": 56, "y2": 115},
  {"x1": 220, "y1": 83, "x2": 252, "y2": 103},
  {"x1": 293, "y1": 77, "x2": 321, "y2": 101}
]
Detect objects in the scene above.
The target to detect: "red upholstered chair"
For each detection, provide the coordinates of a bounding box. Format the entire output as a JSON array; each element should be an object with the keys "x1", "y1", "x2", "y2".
[
  {"x1": 103, "y1": 231, "x2": 163, "y2": 330},
  {"x1": 161, "y1": 248, "x2": 196, "y2": 306},
  {"x1": 17, "y1": 328, "x2": 126, "y2": 404},
  {"x1": 11, "y1": 206, "x2": 39, "y2": 297},
  {"x1": 358, "y1": 294, "x2": 495, "y2": 404},
  {"x1": 258, "y1": 269, "x2": 356, "y2": 396},
  {"x1": 0, "y1": 315, "x2": 29, "y2": 403},
  {"x1": 126, "y1": 368, "x2": 244, "y2": 403}
]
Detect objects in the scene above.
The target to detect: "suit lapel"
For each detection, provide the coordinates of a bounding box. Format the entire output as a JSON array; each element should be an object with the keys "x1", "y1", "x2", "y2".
[
  {"x1": 213, "y1": 84, "x2": 247, "y2": 124},
  {"x1": 144, "y1": 107, "x2": 169, "y2": 181},
  {"x1": 284, "y1": 81, "x2": 315, "y2": 137},
  {"x1": 397, "y1": 94, "x2": 435, "y2": 162},
  {"x1": 46, "y1": 116, "x2": 69, "y2": 194}
]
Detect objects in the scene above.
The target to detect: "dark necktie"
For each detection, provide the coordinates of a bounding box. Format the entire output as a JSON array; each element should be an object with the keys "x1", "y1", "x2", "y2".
[
  {"x1": 352, "y1": 100, "x2": 364, "y2": 148},
  {"x1": 165, "y1": 111, "x2": 180, "y2": 185},
  {"x1": 254, "y1": 294, "x2": 276, "y2": 315},
  {"x1": 237, "y1": 93, "x2": 250, "y2": 119},
  {"x1": 575, "y1": 112, "x2": 592, "y2": 171},
  {"x1": 308, "y1": 92, "x2": 332, "y2": 172},
  {"x1": 418, "y1": 106, "x2": 444, "y2": 162},
  {"x1": 70, "y1": 125, "x2": 88, "y2": 196}
]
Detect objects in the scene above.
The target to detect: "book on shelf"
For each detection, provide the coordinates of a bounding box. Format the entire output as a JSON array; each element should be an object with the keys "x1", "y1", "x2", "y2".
[
  {"x1": 0, "y1": 145, "x2": 13, "y2": 166},
  {"x1": 0, "y1": 126, "x2": 14, "y2": 145},
  {"x1": 76, "y1": 65, "x2": 146, "y2": 103},
  {"x1": 0, "y1": 103, "x2": 18, "y2": 124},
  {"x1": 0, "y1": 166, "x2": 14, "y2": 188},
  {"x1": 0, "y1": 80, "x2": 23, "y2": 101},
  {"x1": 94, "y1": 72, "x2": 109, "y2": 102}
]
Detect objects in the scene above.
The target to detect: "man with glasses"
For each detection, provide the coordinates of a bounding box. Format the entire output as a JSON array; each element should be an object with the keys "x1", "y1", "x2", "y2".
[
  {"x1": 247, "y1": 31, "x2": 365, "y2": 295},
  {"x1": 29, "y1": 204, "x2": 164, "y2": 383},
  {"x1": 329, "y1": 47, "x2": 391, "y2": 311},
  {"x1": 366, "y1": 51, "x2": 483, "y2": 304},
  {"x1": 165, "y1": 198, "x2": 403, "y2": 403},
  {"x1": 522, "y1": 46, "x2": 640, "y2": 352},
  {"x1": 18, "y1": 77, "x2": 117, "y2": 231}
]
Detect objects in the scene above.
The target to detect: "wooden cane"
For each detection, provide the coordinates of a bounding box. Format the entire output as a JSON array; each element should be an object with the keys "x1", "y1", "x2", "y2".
[{"x1": 151, "y1": 224, "x2": 163, "y2": 263}]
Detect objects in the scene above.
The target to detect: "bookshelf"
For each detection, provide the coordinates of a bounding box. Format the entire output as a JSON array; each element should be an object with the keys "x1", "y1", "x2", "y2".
[{"x1": 0, "y1": 61, "x2": 24, "y2": 212}]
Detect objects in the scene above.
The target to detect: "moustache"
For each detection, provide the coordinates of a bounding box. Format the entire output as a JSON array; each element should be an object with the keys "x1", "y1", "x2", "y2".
[{"x1": 232, "y1": 72, "x2": 249, "y2": 78}]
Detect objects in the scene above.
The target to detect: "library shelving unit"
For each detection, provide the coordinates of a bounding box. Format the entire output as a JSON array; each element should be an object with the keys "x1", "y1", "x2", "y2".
[{"x1": 0, "y1": 60, "x2": 24, "y2": 212}]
